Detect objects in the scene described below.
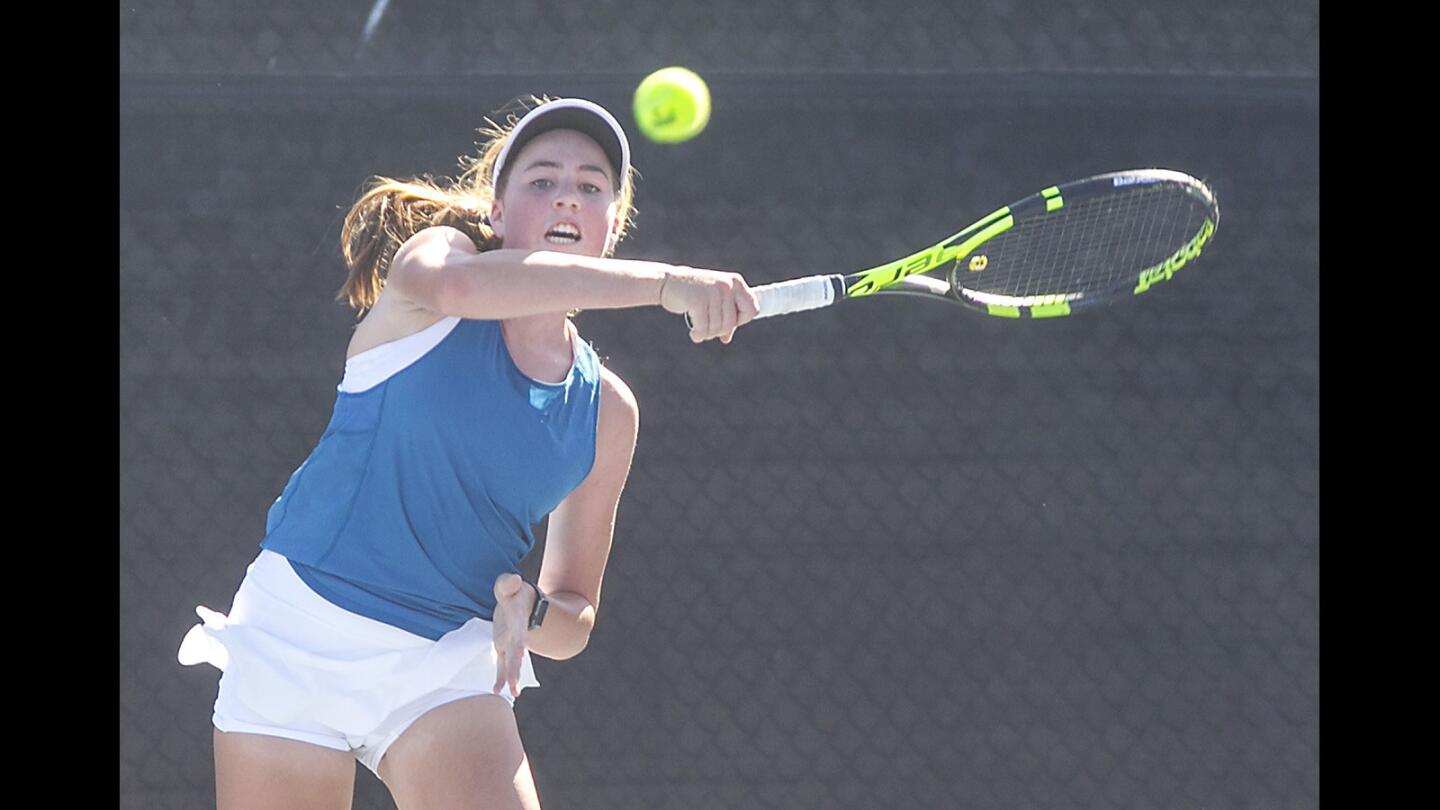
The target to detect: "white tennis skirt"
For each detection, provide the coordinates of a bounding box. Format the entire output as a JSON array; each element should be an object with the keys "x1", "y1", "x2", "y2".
[{"x1": 177, "y1": 550, "x2": 539, "y2": 772}]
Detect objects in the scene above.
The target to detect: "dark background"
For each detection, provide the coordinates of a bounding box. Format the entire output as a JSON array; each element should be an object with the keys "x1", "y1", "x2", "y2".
[{"x1": 120, "y1": 2, "x2": 1319, "y2": 808}]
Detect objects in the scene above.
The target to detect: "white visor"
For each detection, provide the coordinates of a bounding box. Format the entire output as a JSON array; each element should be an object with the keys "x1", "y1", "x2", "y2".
[{"x1": 490, "y1": 98, "x2": 631, "y2": 193}]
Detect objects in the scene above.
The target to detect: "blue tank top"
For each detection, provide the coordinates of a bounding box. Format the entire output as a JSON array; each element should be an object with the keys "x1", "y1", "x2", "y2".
[{"x1": 259, "y1": 318, "x2": 602, "y2": 640}]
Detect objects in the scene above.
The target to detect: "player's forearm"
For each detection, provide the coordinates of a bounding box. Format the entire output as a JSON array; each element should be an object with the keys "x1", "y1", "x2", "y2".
[
  {"x1": 432, "y1": 249, "x2": 670, "y2": 319},
  {"x1": 525, "y1": 590, "x2": 597, "y2": 661}
]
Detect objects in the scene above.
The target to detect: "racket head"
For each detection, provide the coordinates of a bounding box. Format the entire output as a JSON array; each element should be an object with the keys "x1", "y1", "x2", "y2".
[{"x1": 943, "y1": 169, "x2": 1220, "y2": 318}]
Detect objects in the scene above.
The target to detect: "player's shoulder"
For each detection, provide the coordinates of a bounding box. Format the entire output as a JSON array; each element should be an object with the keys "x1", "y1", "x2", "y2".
[
  {"x1": 597, "y1": 364, "x2": 638, "y2": 411},
  {"x1": 595, "y1": 363, "x2": 640, "y2": 433}
]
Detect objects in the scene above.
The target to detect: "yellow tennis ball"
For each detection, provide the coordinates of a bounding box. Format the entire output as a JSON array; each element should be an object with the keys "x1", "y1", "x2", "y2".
[{"x1": 633, "y1": 67, "x2": 711, "y2": 144}]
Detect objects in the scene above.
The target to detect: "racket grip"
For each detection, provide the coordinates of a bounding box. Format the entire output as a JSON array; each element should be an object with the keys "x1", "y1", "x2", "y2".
[{"x1": 752, "y1": 275, "x2": 845, "y2": 319}]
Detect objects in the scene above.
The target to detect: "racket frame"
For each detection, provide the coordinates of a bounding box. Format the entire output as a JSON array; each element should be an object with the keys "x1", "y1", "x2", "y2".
[{"x1": 750, "y1": 168, "x2": 1219, "y2": 320}]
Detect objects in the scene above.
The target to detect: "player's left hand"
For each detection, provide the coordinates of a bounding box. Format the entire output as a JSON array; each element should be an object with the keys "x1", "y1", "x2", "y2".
[{"x1": 491, "y1": 572, "x2": 536, "y2": 699}]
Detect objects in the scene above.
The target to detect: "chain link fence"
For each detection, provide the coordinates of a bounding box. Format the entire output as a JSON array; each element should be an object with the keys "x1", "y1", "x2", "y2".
[
  {"x1": 121, "y1": 2, "x2": 1318, "y2": 808},
  {"x1": 119, "y1": 0, "x2": 1318, "y2": 77}
]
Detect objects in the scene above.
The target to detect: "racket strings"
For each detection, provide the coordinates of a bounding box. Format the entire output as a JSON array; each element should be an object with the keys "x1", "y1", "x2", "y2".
[{"x1": 959, "y1": 186, "x2": 1207, "y2": 302}]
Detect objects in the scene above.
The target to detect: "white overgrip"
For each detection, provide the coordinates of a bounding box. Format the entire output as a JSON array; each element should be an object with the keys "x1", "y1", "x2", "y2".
[{"x1": 753, "y1": 275, "x2": 843, "y2": 319}]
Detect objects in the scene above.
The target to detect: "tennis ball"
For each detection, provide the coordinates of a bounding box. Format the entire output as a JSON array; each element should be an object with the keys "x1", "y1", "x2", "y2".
[{"x1": 633, "y1": 67, "x2": 710, "y2": 144}]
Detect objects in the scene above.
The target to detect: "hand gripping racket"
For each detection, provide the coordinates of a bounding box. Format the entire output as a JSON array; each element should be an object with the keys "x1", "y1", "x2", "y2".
[{"x1": 746, "y1": 168, "x2": 1219, "y2": 320}]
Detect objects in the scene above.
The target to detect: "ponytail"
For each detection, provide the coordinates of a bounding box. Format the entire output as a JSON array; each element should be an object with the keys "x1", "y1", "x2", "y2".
[{"x1": 337, "y1": 177, "x2": 498, "y2": 314}]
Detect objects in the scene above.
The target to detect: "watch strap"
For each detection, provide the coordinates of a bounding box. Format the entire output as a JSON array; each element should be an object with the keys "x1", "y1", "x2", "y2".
[{"x1": 527, "y1": 582, "x2": 549, "y2": 631}]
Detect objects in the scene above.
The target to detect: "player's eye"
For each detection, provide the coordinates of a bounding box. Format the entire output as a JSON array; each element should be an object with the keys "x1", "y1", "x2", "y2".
[
  {"x1": 580, "y1": 182, "x2": 602, "y2": 194},
  {"x1": 529, "y1": 178, "x2": 554, "y2": 190}
]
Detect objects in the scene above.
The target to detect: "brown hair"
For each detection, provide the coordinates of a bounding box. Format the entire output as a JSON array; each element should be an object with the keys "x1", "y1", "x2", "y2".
[{"x1": 337, "y1": 95, "x2": 639, "y2": 315}]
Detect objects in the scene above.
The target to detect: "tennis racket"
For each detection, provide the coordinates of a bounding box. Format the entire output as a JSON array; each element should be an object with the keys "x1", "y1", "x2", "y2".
[{"x1": 746, "y1": 168, "x2": 1219, "y2": 320}]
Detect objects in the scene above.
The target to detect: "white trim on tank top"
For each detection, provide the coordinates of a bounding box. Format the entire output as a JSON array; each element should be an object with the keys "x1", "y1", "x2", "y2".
[{"x1": 338, "y1": 316, "x2": 579, "y2": 393}]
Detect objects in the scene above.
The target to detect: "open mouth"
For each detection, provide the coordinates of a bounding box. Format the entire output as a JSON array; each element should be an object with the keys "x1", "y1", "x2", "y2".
[{"x1": 545, "y1": 223, "x2": 581, "y2": 245}]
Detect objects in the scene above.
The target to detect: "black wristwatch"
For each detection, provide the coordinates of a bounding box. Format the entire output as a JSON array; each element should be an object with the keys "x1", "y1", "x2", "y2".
[{"x1": 527, "y1": 582, "x2": 550, "y2": 631}]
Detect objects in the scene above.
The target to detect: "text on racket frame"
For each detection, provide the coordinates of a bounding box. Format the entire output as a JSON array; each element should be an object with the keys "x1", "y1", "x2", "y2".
[{"x1": 1133, "y1": 217, "x2": 1215, "y2": 294}]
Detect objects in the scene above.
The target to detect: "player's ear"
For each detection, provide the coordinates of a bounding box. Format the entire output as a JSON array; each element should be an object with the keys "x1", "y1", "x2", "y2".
[
  {"x1": 488, "y1": 200, "x2": 505, "y2": 240},
  {"x1": 603, "y1": 203, "x2": 622, "y2": 256}
]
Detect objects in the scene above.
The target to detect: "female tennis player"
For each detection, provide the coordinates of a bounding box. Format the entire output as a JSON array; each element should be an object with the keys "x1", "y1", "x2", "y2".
[{"x1": 178, "y1": 96, "x2": 757, "y2": 809}]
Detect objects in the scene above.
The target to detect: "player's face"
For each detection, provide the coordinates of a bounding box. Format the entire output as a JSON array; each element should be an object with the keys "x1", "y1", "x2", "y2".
[{"x1": 490, "y1": 129, "x2": 621, "y2": 257}]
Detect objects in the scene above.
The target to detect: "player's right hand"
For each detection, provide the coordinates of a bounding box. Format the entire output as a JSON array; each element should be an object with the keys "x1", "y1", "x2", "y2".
[{"x1": 658, "y1": 267, "x2": 760, "y2": 344}]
